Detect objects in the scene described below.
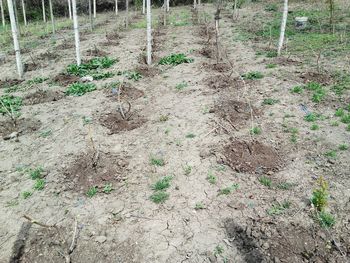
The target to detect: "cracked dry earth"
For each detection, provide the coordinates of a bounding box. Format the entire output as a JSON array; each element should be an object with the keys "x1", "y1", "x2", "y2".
[{"x1": 1, "y1": 5, "x2": 350, "y2": 263}]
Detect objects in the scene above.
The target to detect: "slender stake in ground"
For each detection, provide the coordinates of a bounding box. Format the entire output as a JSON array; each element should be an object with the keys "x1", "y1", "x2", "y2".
[
  {"x1": 125, "y1": 0, "x2": 128, "y2": 27},
  {"x1": 88, "y1": 0, "x2": 93, "y2": 31},
  {"x1": 49, "y1": 0, "x2": 55, "y2": 36},
  {"x1": 41, "y1": 0, "x2": 46, "y2": 22},
  {"x1": 7, "y1": 0, "x2": 23, "y2": 78},
  {"x1": 93, "y1": 0, "x2": 96, "y2": 18},
  {"x1": 142, "y1": 0, "x2": 145, "y2": 14},
  {"x1": 67, "y1": 0, "x2": 72, "y2": 19},
  {"x1": 146, "y1": 0, "x2": 152, "y2": 65},
  {"x1": 1, "y1": 0, "x2": 6, "y2": 27},
  {"x1": 277, "y1": 0, "x2": 288, "y2": 56},
  {"x1": 72, "y1": 0, "x2": 81, "y2": 65},
  {"x1": 115, "y1": 0, "x2": 118, "y2": 16},
  {"x1": 21, "y1": 0, "x2": 27, "y2": 26}
]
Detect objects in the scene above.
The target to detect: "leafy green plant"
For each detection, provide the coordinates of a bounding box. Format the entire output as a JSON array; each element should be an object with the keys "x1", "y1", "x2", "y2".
[
  {"x1": 175, "y1": 81, "x2": 188, "y2": 91},
  {"x1": 33, "y1": 179, "x2": 45, "y2": 190},
  {"x1": 325, "y1": 150, "x2": 337, "y2": 158},
  {"x1": 242, "y1": 71, "x2": 264, "y2": 80},
  {"x1": 338, "y1": 144, "x2": 348, "y2": 150},
  {"x1": 265, "y1": 3, "x2": 278, "y2": 11},
  {"x1": 214, "y1": 245, "x2": 224, "y2": 256},
  {"x1": 311, "y1": 176, "x2": 328, "y2": 211},
  {"x1": 87, "y1": 186, "x2": 98, "y2": 197},
  {"x1": 250, "y1": 126, "x2": 261, "y2": 135},
  {"x1": 304, "y1": 113, "x2": 318, "y2": 122},
  {"x1": 207, "y1": 172, "x2": 217, "y2": 184},
  {"x1": 340, "y1": 114, "x2": 350, "y2": 124},
  {"x1": 67, "y1": 57, "x2": 117, "y2": 76},
  {"x1": 183, "y1": 165, "x2": 192, "y2": 175},
  {"x1": 266, "y1": 50, "x2": 277, "y2": 58},
  {"x1": 311, "y1": 88, "x2": 326, "y2": 103},
  {"x1": 103, "y1": 183, "x2": 113, "y2": 194},
  {"x1": 150, "y1": 191, "x2": 169, "y2": 203},
  {"x1": 150, "y1": 157, "x2": 165, "y2": 166},
  {"x1": 195, "y1": 202, "x2": 205, "y2": 210},
  {"x1": 159, "y1": 53, "x2": 194, "y2": 66},
  {"x1": 262, "y1": 98, "x2": 279, "y2": 105},
  {"x1": 22, "y1": 191, "x2": 32, "y2": 199},
  {"x1": 317, "y1": 211, "x2": 335, "y2": 228},
  {"x1": 290, "y1": 86, "x2": 303, "y2": 94},
  {"x1": 27, "y1": 77, "x2": 49, "y2": 85},
  {"x1": 152, "y1": 176, "x2": 173, "y2": 191},
  {"x1": 91, "y1": 72, "x2": 115, "y2": 80},
  {"x1": 0, "y1": 95, "x2": 22, "y2": 115},
  {"x1": 65, "y1": 83, "x2": 97, "y2": 96},
  {"x1": 186, "y1": 133, "x2": 196, "y2": 138},
  {"x1": 277, "y1": 182, "x2": 295, "y2": 190},
  {"x1": 259, "y1": 176, "x2": 272, "y2": 187},
  {"x1": 335, "y1": 108, "x2": 345, "y2": 117},
  {"x1": 29, "y1": 167, "x2": 44, "y2": 180},
  {"x1": 117, "y1": 71, "x2": 142, "y2": 81},
  {"x1": 266, "y1": 63, "x2": 277, "y2": 69},
  {"x1": 159, "y1": 115, "x2": 169, "y2": 122},
  {"x1": 40, "y1": 129, "x2": 52, "y2": 138},
  {"x1": 219, "y1": 184, "x2": 239, "y2": 195},
  {"x1": 267, "y1": 200, "x2": 291, "y2": 215},
  {"x1": 310, "y1": 124, "x2": 319, "y2": 130}
]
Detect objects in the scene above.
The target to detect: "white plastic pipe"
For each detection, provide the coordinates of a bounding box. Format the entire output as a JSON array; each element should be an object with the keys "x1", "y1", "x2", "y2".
[
  {"x1": 41, "y1": 0, "x2": 46, "y2": 22},
  {"x1": 1, "y1": 0, "x2": 6, "y2": 27},
  {"x1": 7, "y1": 0, "x2": 23, "y2": 78},
  {"x1": 93, "y1": 0, "x2": 96, "y2": 18},
  {"x1": 142, "y1": 0, "x2": 145, "y2": 14},
  {"x1": 68, "y1": 0, "x2": 72, "y2": 19},
  {"x1": 72, "y1": 0, "x2": 81, "y2": 65},
  {"x1": 21, "y1": 0, "x2": 27, "y2": 26},
  {"x1": 49, "y1": 0, "x2": 55, "y2": 35},
  {"x1": 146, "y1": 0, "x2": 151, "y2": 65},
  {"x1": 277, "y1": 0, "x2": 288, "y2": 56},
  {"x1": 115, "y1": 0, "x2": 118, "y2": 16}
]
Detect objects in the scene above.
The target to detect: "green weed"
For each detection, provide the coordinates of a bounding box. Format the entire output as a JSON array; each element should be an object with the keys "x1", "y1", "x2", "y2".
[
  {"x1": 338, "y1": 144, "x2": 348, "y2": 150},
  {"x1": 214, "y1": 245, "x2": 224, "y2": 256},
  {"x1": 22, "y1": 191, "x2": 32, "y2": 199},
  {"x1": 250, "y1": 126, "x2": 261, "y2": 135},
  {"x1": 325, "y1": 150, "x2": 337, "y2": 158},
  {"x1": 40, "y1": 129, "x2": 52, "y2": 138},
  {"x1": 310, "y1": 124, "x2": 319, "y2": 130},
  {"x1": 87, "y1": 186, "x2": 98, "y2": 197},
  {"x1": 117, "y1": 71, "x2": 142, "y2": 81},
  {"x1": 103, "y1": 183, "x2": 113, "y2": 194},
  {"x1": 290, "y1": 86, "x2": 303, "y2": 94},
  {"x1": 335, "y1": 108, "x2": 345, "y2": 117},
  {"x1": 304, "y1": 113, "x2": 318, "y2": 122},
  {"x1": 242, "y1": 71, "x2": 264, "y2": 80},
  {"x1": 311, "y1": 176, "x2": 328, "y2": 211},
  {"x1": 267, "y1": 200, "x2": 291, "y2": 215},
  {"x1": 186, "y1": 133, "x2": 196, "y2": 138},
  {"x1": 150, "y1": 191, "x2": 169, "y2": 203},
  {"x1": 91, "y1": 72, "x2": 115, "y2": 80},
  {"x1": 152, "y1": 176, "x2": 173, "y2": 191},
  {"x1": 159, "y1": 115, "x2": 169, "y2": 122},
  {"x1": 65, "y1": 83, "x2": 97, "y2": 96},
  {"x1": 0, "y1": 95, "x2": 22, "y2": 115},
  {"x1": 150, "y1": 157, "x2": 165, "y2": 166},
  {"x1": 195, "y1": 202, "x2": 205, "y2": 210},
  {"x1": 262, "y1": 98, "x2": 279, "y2": 105},
  {"x1": 27, "y1": 77, "x2": 49, "y2": 85},
  {"x1": 175, "y1": 81, "x2": 188, "y2": 91},
  {"x1": 207, "y1": 172, "x2": 217, "y2": 184},
  {"x1": 159, "y1": 53, "x2": 194, "y2": 66},
  {"x1": 28, "y1": 167, "x2": 44, "y2": 180},
  {"x1": 218, "y1": 184, "x2": 239, "y2": 195},
  {"x1": 340, "y1": 114, "x2": 350, "y2": 124},
  {"x1": 259, "y1": 176, "x2": 272, "y2": 187},
  {"x1": 33, "y1": 179, "x2": 45, "y2": 190},
  {"x1": 330, "y1": 121, "x2": 339, "y2": 126},
  {"x1": 265, "y1": 3, "x2": 278, "y2": 12},
  {"x1": 266, "y1": 63, "x2": 277, "y2": 69},
  {"x1": 183, "y1": 165, "x2": 192, "y2": 175},
  {"x1": 317, "y1": 211, "x2": 335, "y2": 228},
  {"x1": 277, "y1": 182, "x2": 295, "y2": 190}
]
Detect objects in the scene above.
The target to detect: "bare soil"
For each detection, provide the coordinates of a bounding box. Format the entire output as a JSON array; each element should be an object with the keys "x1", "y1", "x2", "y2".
[
  {"x1": 24, "y1": 90, "x2": 64, "y2": 105},
  {"x1": 99, "y1": 112, "x2": 147, "y2": 134},
  {"x1": 0, "y1": 118, "x2": 42, "y2": 137}
]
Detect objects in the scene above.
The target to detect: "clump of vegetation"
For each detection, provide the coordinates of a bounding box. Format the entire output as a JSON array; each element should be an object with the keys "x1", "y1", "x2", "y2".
[
  {"x1": 150, "y1": 191, "x2": 169, "y2": 204},
  {"x1": 218, "y1": 184, "x2": 239, "y2": 195},
  {"x1": 91, "y1": 72, "x2": 115, "y2": 80},
  {"x1": 277, "y1": 182, "x2": 295, "y2": 190},
  {"x1": 324, "y1": 150, "x2": 337, "y2": 158},
  {"x1": 250, "y1": 126, "x2": 261, "y2": 135},
  {"x1": 150, "y1": 157, "x2": 165, "y2": 166},
  {"x1": 304, "y1": 113, "x2": 319, "y2": 122},
  {"x1": 159, "y1": 115, "x2": 169, "y2": 122},
  {"x1": 262, "y1": 98, "x2": 279, "y2": 105},
  {"x1": 28, "y1": 167, "x2": 44, "y2": 180},
  {"x1": 159, "y1": 53, "x2": 194, "y2": 66},
  {"x1": 207, "y1": 171, "x2": 217, "y2": 184},
  {"x1": 186, "y1": 133, "x2": 196, "y2": 138},
  {"x1": 67, "y1": 57, "x2": 118, "y2": 76},
  {"x1": 338, "y1": 144, "x2": 348, "y2": 150},
  {"x1": 33, "y1": 179, "x2": 45, "y2": 190},
  {"x1": 317, "y1": 211, "x2": 336, "y2": 228},
  {"x1": 311, "y1": 176, "x2": 329, "y2": 211},
  {"x1": 117, "y1": 71, "x2": 142, "y2": 81},
  {"x1": 266, "y1": 63, "x2": 277, "y2": 69},
  {"x1": 242, "y1": 71, "x2": 264, "y2": 80},
  {"x1": 290, "y1": 86, "x2": 303, "y2": 94},
  {"x1": 152, "y1": 176, "x2": 173, "y2": 191},
  {"x1": 22, "y1": 191, "x2": 32, "y2": 199},
  {"x1": 310, "y1": 124, "x2": 320, "y2": 130},
  {"x1": 267, "y1": 200, "x2": 291, "y2": 215},
  {"x1": 183, "y1": 165, "x2": 192, "y2": 175},
  {"x1": 195, "y1": 202, "x2": 205, "y2": 210},
  {"x1": 175, "y1": 81, "x2": 188, "y2": 91},
  {"x1": 0, "y1": 95, "x2": 22, "y2": 115},
  {"x1": 65, "y1": 83, "x2": 97, "y2": 96},
  {"x1": 259, "y1": 176, "x2": 272, "y2": 187},
  {"x1": 87, "y1": 186, "x2": 98, "y2": 197},
  {"x1": 27, "y1": 77, "x2": 49, "y2": 85},
  {"x1": 103, "y1": 183, "x2": 113, "y2": 194},
  {"x1": 265, "y1": 3, "x2": 278, "y2": 12}
]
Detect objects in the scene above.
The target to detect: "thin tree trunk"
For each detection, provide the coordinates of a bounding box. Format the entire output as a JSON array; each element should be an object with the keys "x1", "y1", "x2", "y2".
[
  {"x1": 88, "y1": 0, "x2": 93, "y2": 31},
  {"x1": 41, "y1": 0, "x2": 46, "y2": 22},
  {"x1": 7, "y1": 0, "x2": 23, "y2": 78},
  {"x1": 1, "y1": 0, "x2": 5, "y2": 27},
  {"x1": 21, "y1": 0, "x2": 27, "y2": 26},
  {"x1": 115, "y1": 0, "x2": 118, "y2": 16},
  {"x1": 198, "y1": 0, "x2": 201, "y2": 6},
  {"x1": 13, "y1": 0, "x2": 19, "y2": 29},
  {"x1": 142, "y1": 0, "x2": 145, "y2": 14},
  {"x1": 166, "y1": 0, "x2": 169, "y2": 12},
  {"x1": 193, "y1": 0, "x2": 197, "y2": 9},
  {"x1": 146, "y1": 0, "x2": 151, "y2": 65},
  {"x1": 277, "y1": 0, "x2": 288, "y2": 56},
  {"x1": 68, "y1": 0, "x2": 72, "y2": 19},
  {"x1": 48, "y1": 0, "x2": 55, "y2": 35},
  {"x1": 125, "y1": 0, "x2": 128, "y2": 28},
  {"x1": 93, "y1": 0, "x2": 96, "y2": 18},
  {"x1": 72, "y1": 0, "x2": 80, "y2": 65}
]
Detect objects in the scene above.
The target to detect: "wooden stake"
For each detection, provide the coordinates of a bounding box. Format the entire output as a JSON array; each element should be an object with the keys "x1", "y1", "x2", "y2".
[
  {"x1": 71, "y1": 0, "x2": 81, "y2": 65},
  {"x1": 1, "y1": 0, "x2": 5, "y2": 27},
  {"x1": 7, "y1": 0, "x2": 23, "y2": 78},
  {"x1": 146, "y1": 0, "x2": 151, "y2": 65},
  {"x1": 48, "y1": 0, "x2": 55, "y2": 36},
  {"x1": 41, "y1": 0, "x2": 46, "y2": 23}
]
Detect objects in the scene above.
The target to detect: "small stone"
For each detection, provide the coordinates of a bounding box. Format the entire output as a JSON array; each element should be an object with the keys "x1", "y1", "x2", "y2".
[
  {"x1": 95, "y1": 236, "x2": 107, "y2": 243},
  {"x1": 81, "y1": 76, "x2": 93, "y2": 82}
]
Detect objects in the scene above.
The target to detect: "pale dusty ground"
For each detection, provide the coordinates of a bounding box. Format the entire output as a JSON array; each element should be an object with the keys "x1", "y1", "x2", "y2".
[{"x1": 0, "y1": 4, "x2": 349, "y2": 263}]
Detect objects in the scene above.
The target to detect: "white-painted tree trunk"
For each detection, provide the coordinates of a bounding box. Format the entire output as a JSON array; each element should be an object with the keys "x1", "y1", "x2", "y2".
[
  {"x1": 49, "y1": 0, "x2": 55, "y2": 35},
  {"x1": 115, "y1": 0, "x2": 118, "y2": 16},
  {"x1": 41, "y1": 0, "x2": 46, "y2": 22},
  {"x1": 166, "y1": 0, "x2": 169, "y2": 12},
  {"x1": 198, "y1": 0, "x2": 201, "y2": 6},
  {"x1": 1, "y1": 0, "x2": 6, "y2": 27},
  {"x1": 72, "y1": 0, "x2": 80, "y2": 65},
  {"x1": 125, "y1": 0, "x2": 128, "y2": 28},
  {"x1": 7, "y1": 0, "x2": 23, "y2": 78},
  {"x1": 88, "y1": 0, "x2": 93, "y2": 30},
  {"x1": 93, "y1": 0, "x2": 96, "y2": 18},
  {"x1": 146, "y1": 0, "x2": 151, "y2": 65},
  {"x1": 277, "y1": 0, "x2": 288, "y2": 56},
  {"x1": 193, "y1": 0, "x2": 197, "y2": 9},
  {"x1": 21, "y1": 0, "x2": 27, "y2": 26},
  {"x1": 67, "y1": 0, "x2": 72, "y2": 19},
  {"x1": 142, "y1": 0, "x2": 145, "y2": 14}
]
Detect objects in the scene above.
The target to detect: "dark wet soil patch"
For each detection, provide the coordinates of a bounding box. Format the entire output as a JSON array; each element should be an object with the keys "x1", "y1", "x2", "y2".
[
  {"x1": 24, "y1": 63, "x2": 42, "y2": 72},
  {"x1": 300, "y1": 71, "x2": 334, "y2": 85},
  {"x1": 104, "y1": 83, "x2": 144, "y2": 101},
  {"x1": 214, "y1": 100, "x2": 261, "y2": 126},
  {"x1": 100, "y1": 40, "x2": 120, "y2": 47},
  {"x1": 0, "y1": 79, "x2": 24, "y2": 89},
  {"x1": 0, "y1": 118, "x2": 41, "y2": 138},
  {"x1": 53, "y1": 74, "x2": 79, "y2": 86},
  {"x1": 222, "y1": 140, "x2": 282, "y2": 174},
  {"x1": 224, "y1": 218, "x2": 348, "y2": 263},
  {"x1": 85, "y1": 47, "x2": 108, "y2": 57},
  {"x1": 198, "y1": 45, "x2": 215, "y2": 58},
  {"x1": 203, "y1": 62, "x2": 231, "y2": 72},
  {"x1": 24, "y1": 90, "x2": 64, "y2": 105},
  {"x1": 205, "y1": 75, "x2": 236, "y2": 90},
  {"x1": 99, "y1": 112, "x2": 146, "y2": 134},
  {"x1": 63, "y1": 151, "x2": 128, "y2": 193},
  {"x1": 38, "y1": 51, "x2": 60, "y2": 61},
  {"x1": 135, "y1": 65, "x2": 160, "y2": 77}
]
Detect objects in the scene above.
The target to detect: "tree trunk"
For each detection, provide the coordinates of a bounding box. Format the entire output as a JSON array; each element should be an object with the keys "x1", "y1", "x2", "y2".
[
  {"x1": 142, "y1": 0, "x2": 145, "y2": 14},
  {"x1": 21, "y1": 0, "x2": 27, "y2": 26},
  {"x1": 146, "y1": 0, "x2": 151, "y2": 65},
  {"x1": 68, "y1": 0, "x2": 72, "y2": 19},
  {"x1": 198, "y1": 0, "x2": 201, "y2": 6},
  {"x1": 125, "y1": 0, "x2": 128, "y2": 28},
  {"x1": 7, "y1": 0, "x2": 23, "y2": 78},
  {"x1": 41, "y1": 0, "x2": 46, "y2": 22},
  {"x1": 193, "y1": 0, "x2": 196, "y2": 9},
  {"x1": 115, "y1": 0, "x2": 118, "y2": 16},
  {"x1": 166, "y1": 0, "x2": 169, "y2": 12},
  {"x1": 88, "y1": 0, "x2": 93, "y2": 31},
  {"x1": 72, "y1": 0, "x2": 80, "y2": 65},
  {"x1": 277, "y1": 0, "x2": 288, "y2": 56},
  {"x1": 1, "y1": 0, "x2": 5, "y2": 27},
  {"x1": 93, "y1": 0, "x2": 96, "y2": 18},
  {"x1": 48, "y1": 0, "x2": 55, "y2": 35}
]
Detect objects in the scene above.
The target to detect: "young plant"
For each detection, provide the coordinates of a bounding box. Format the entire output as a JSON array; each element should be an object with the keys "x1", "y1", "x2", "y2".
[
  {"x1": 242, "y1": 71, "x2": 264, "y2": 80},
  {"x1": 150, "y1": 191, "x2": 169, "y2": 203},
  {"x1": 267, "y1": 200, "x2": 291, "y2": 215},
  {"x1": 28, "y1": 167, "x2": 44, "y2": 180},
  {"x1": 262, "y1": 98, "x2": 279, "y2": 105},
  {"x1": 150, "y1": 157, "x2": 165, "y2": 166},
  {"x1": 183, "y1": 165, "x2": 192, "y2": 175},
  {"x1": 207, "y1": 171, "x2": 217, "y2": 184},
  {"x1": 324, "y1": 150, "x2": 337, "y2": 158},
  {"x1": 117, "y1": 71, "x2": 142, "y2": 81},
  {"x1": 159, "y1": 53, "x2": 194, "y2": 66},
  {"x1": 33, "y1": 179, "x2": 45, "y2": 190},
  {"x1": 290, "y1": 86, "x2": 303, "y2": 94},
  {"x1": 0, "y1": 95, "x2": 22, "y2": 115},
  {"x1": 317, "y1": 211, "x2": 335, "y2": 228},
  {"x1": 151, "y1": 176, "x2": 173, "y2": 191},
  {"x1": 175, "y1": 81, "x2": 188, "y2": 91},
  {"x1": 250, "y1": 126, "x2": 261, "y2": 135},
  {"x1": 87, "y1": 186, "x2": 98, "y2": 197},
  {"x1": 338, "y1": 144, "x2": 348, "y2": 150},
  {"x1": 65, "y1": 83, "x2": 97, "y2": 96},
  {"x1": 103, "y1": 183, "x2": 113, "y2": 194},
  {"x1": 310, "y1": 124, "x2": 319, "y2": 130},
  {"x1": 22, "y1": 191, "x2": 32, "y2": 199},
  {"x1": 186, "y1": 133, "x2": 196, "y2": 138},
  {"x1": 218, "y1": 184, "x2": 239, "y2": 195},
  {"x1": 259, "y1": 176, "x2": 272, "y2": 187},
  {"x1": 311, "y1": 176, "x2": 328, "y2": 211},
  {"x1": 195, "y1": 202, "x2": 205, "y2": 210}
]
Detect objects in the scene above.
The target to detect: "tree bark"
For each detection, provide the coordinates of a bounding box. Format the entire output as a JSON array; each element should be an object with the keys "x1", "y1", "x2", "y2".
[
  {"x1": 21, "y1": 0, "x2": 27, "y2": 26},
  {"x1": 1, "y1": 0, "x2": 5, "y2": 27},
  {"x1": 93, "y1": 0, "x2": 96, "y2": 18},
  {"x1": 72, "y1": 0, "x2": 80, "y2": 65},
  {"x1": 41, "y1": 0, "x2": 46, "y2": 22},
  {"x1": 7, "y1": 0, "x2": 23, "y2": 78},
  {"x1": 49, "y1": 0, "x2": 55, "y2": 35},
  {"x1": 68, "y1": 0, "x2": 72, "y2": 19},
  {"x1": 146, "y1": 0, "x2": 151, "y2": 65},
  {"x1": 277, "y1": 0, "x2": 288, "y2": 56}
]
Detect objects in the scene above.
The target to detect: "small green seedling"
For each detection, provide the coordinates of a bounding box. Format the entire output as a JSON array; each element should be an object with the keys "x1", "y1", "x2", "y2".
[
  {"x1": 87, "y1": 186, "x2": 98, "y2": 197},
  {"x1": 65, "y1": 83, "x2": 97, "y2": 96},
  {"x1": 152, "y1": 176, "x2": 173, "y2": 191},
  {"x1": 186, "y1": 133, "x2": 196, "y2": 138},
  {"x1": 40, "y1": 129, "x2": 52, "y2": 138},
  {"x1": 290, "y1": 86, "x2": 303, "y2": 94},
  {"x1": 304, "y1": 113, "x2": 318, "y2": 122},
  {"x1": 214, "y1": 245, "x2": 224, "y2": 256},
  {"x1": 310, "y1": 124, "x2": 319, "y2": 130},
  {"x1": 150, "y1": 157, "x2": 165, "y2": 166},
  {"x1": 22, "y1": 191, "x2": 32, "y2": 199},
  {"x1": 159, "y1": 115, "x2": 169, "y2": 122},
  {"x1": 262, "y1": 98, "x2": 279, "y2": 105},
  {"x1": 175, "y1": 81, "x2": 188, "y2": 91},
  {"x1": 250, "y1": 126, "x2": 261, "y2": 135},
  {"x1": 338, "y1": 144, "x2": 348, "y2": 150},
  {"x1": 266, "y1": 63, "x2": 277, "y2": 69},
  {"x1": 103, "y1": 183, "x2": 113, "y2": 194},
  {"x1": 159, "y1": 53, "x2": 194, "y2": 66},
  {"x1": 267, "y1": 201, "x2": 291, "y2": 215},
  {"x1": 311, "y1": 176, "x2": 328, "y2": 211},
  {"x1": 324, "y1": 150, "x2": 337, "y2": 158},
  {"x1": 335, "y1": 108, "x2": 345, "y2": 117},
  {"x1": 195, "y1": 202, "x2": 205, "y2": 210},
  {"x1": 277, "y1": 182, "x2": 295, "y2": 190},
  {"x1": 219, "y1": 184, "x2": 239, "y2": 195},
  {"x1": 207, "y1": 172, "x2": 217, "y2": 184},
  {"x1": 317, "y1": 211, "x2": 335, "y2": 228},
  {"x1": 150, "y1": 191, "x2": 169, "y2": 203},
  {"x1": 34, "y1": 179, "x2": 45, "y2": 190},
  {"x1": 183, "y1": 165, "x2": 192, "y2": 175},
  {"x1": 29, "y1": 167, "x2": 44, "y2": 180},
  {"x1": 242, "y1": 71, "x2": 264, "y2": 80},
  {"x1": 259, "y1": 176, "x2": 272, "y2": 187}
]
